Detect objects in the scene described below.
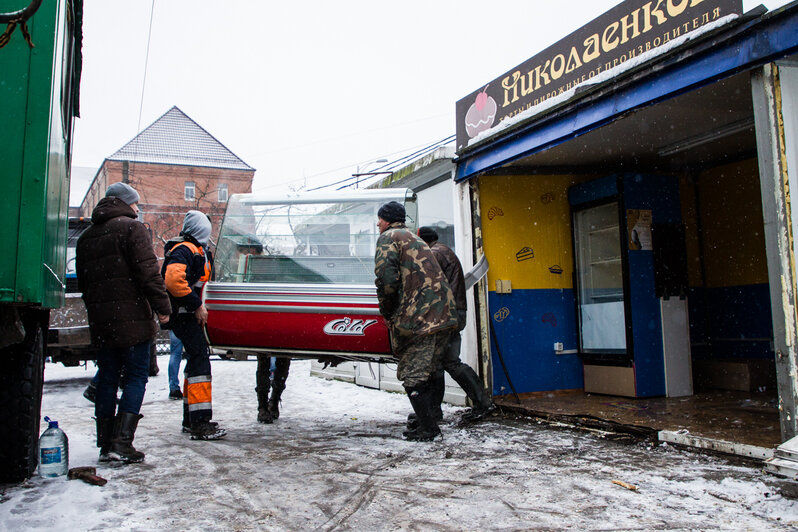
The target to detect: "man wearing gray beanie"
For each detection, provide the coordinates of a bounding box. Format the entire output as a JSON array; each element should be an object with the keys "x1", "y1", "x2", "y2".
[
  {"x1": 105, "y1": 182, "x2": 141, "y2": 208},
  {"x1": 76, "y1": 182, "x2": 171, "y2": 463}
]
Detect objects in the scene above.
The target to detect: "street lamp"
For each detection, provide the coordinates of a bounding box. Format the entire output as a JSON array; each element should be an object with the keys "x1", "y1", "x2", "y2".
[{"x1": 354, "y1": 158, "x2": 389, "y2": 188}]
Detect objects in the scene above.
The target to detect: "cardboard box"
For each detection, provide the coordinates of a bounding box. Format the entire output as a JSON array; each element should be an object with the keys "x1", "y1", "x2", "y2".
[
  {"x1": 693, "y1": 359, "x2": 776, "y2": 392},
  {"x1": 583, "y1": 364, "x2": 637, "y2": 397}
]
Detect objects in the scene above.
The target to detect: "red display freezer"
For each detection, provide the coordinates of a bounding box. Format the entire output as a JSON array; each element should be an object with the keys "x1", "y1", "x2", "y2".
[{"x1": 204, "y1": 188, "x2": 417, "y2": 362}]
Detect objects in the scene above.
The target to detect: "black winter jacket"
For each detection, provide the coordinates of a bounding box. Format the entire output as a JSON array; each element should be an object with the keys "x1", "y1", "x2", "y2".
[
  {"x1": 76, "y1": 197, "x2": 171, "y2": 348},
  {"x1": 429, "y1": 241, "x2": 467, "y2": 330}
]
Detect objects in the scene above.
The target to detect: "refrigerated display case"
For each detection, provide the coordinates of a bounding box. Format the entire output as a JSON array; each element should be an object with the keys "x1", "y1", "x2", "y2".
[{"x1": 204, "y1": 188, "x2": 417, "y2": 362}]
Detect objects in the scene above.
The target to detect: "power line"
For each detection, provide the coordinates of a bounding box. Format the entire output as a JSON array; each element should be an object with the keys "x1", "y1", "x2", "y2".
[
  {"x1": 269, "y1": 135, "x2": 455, "y2": 194},
  {"x1": 136, "y1": 0, "x2": 156, "y2": 136},
  {"x1": 330, "y1": 135, "x2": 455, "y2": 191}
]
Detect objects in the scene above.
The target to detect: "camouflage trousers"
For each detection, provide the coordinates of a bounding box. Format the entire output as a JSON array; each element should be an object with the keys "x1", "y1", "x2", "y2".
[{"x1": 395, "y1": 331, "x2": 450, "y2": 388}]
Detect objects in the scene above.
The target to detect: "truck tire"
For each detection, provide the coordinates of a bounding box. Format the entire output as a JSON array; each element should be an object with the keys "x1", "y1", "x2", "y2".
[{"x1": 0, "y1": 321, "x2": 45, "y2": 483}]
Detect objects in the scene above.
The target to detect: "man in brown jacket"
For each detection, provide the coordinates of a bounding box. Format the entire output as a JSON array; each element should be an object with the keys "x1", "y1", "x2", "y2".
[
  {"x1": 417, "y1": 227, "x2": 495, "y2": 423},
  {"x1": 77, "y1": 182, "x2": 171, "y2": 463}
]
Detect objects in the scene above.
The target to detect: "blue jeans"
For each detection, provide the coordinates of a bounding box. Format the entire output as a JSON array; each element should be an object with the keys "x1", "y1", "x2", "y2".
[
  {"x1": 95, "y1": 340, "x2": 151, "y2": 419},
  {"x1": 168, "y1": 330, "x2": 184, "y2": 391}
]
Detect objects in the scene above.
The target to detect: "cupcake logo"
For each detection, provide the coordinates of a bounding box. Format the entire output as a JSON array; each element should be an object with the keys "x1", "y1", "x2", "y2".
[{"x1": 464, "y1": 85, "x2": 497, "y2": 138}]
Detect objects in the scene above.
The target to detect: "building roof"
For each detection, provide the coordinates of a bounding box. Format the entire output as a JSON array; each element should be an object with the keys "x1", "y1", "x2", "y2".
[{"x1": 107, "y1": 106, "x2": 254, "y2": 171}]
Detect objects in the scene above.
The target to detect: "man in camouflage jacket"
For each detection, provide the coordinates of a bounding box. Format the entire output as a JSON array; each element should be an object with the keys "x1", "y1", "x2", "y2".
[{"x1": 374, "y1": 201, "x2": 457, "y2": 441}]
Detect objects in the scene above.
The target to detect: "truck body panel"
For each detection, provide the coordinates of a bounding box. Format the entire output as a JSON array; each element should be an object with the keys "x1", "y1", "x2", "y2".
[{"x1": 0, "y1": 0, "x2": 74, "y2": 309}]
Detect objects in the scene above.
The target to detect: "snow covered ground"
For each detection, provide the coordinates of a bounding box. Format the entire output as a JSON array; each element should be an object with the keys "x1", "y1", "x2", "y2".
[{"x1": 2, "y1": 356, "x2": 798, "y2": 531}]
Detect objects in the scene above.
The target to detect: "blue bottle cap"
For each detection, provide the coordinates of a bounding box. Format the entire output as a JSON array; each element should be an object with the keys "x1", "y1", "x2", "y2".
[{"x1": 44, "y1": 416, "x2": 58, "y2": 429}]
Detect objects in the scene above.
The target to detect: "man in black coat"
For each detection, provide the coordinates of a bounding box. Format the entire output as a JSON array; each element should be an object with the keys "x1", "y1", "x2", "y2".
[
  {"x1": 77, "y1": 182, "x2": 171, "y2": 463},
  {"x1": 416, "y1": 227, "x2": 495, "y2": 424}
]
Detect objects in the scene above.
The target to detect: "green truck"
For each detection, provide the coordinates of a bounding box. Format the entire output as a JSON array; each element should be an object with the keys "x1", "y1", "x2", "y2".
[{"x1": 0, "y1": 0, "x2": 82, "y2": 482}]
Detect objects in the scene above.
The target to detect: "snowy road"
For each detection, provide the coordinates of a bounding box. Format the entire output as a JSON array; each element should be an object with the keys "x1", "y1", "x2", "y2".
[{"x1": 2, "y1": 357, "x2": 798, "y2": 531}]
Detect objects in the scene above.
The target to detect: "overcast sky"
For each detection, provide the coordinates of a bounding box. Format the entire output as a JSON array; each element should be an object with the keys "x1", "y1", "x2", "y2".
[{"x1": 70, "y1": 0, "x2": 791, "y2": 204}]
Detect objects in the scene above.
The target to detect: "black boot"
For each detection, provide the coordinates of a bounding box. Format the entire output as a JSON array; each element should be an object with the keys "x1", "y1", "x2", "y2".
[
  {"x1": 190, "y1": 420, "x2": 227, "y2": 440},
  {"x1": 268, "y1": 382, "x2": 284, "y2": 420},
  {"x1": 256, "y1": 385, "x2": 273, "y2": 424},
  {"x1": 95, "y1": 417, "x2": 114, "y2": 462},
  {"x1": 182, "y1": 399, "x2": 191, "y2": 433},
  {"x1": 148, "y1": 344, "x2": 159, "y2": 377},
  {"x1": 256, "y1": 355, "x2": 274, "y2": 423},
  {"x1": 109, "y1": 412, "x2": 145, "y2": 463},
  {"x1": 450, "y1": 365, "x2": 496, "y2": 422},
  {"x1": 404, "y1": 383, "x2": 442, "y2": 442},
  {"x1": 83, "y1": 381, "x2": 97, "y2": 403},
  {"x1": 405, "y1": 374, "x2": 445, "y2": 433}
]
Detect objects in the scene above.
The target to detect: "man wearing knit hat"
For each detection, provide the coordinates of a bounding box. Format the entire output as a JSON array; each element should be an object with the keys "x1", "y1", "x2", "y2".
[
  {"x1": 374, "y1": 201, "x2": 457, "y2": 441},
  {"x1": 162, "y1": 211, "x2": 227, "y2": 440},
  {"x1": 416, "y1": 227, "x2": 495, "y2": 425},
  {"x1": 77, "y1": 182, "x2": 171, "y2": 463}
]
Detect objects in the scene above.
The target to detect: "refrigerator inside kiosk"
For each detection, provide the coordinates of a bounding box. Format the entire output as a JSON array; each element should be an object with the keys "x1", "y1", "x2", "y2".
[{"x1": 568, "y1": 174, "x2": 692, "y2": 398}]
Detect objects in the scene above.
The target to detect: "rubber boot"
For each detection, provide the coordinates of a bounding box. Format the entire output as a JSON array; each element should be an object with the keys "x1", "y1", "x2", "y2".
[
  {"x1": 268, "y1": 382, "x2": 284, "y2": 420},
  {"x1": 256, "y1": 355, "x2": 273, "y2": 423},
  {"x1": 83, "y1": 381, "x2": 98, "y2": 403},
  {"x1": 403, "y1": 383, "x2": 442, "y2": 442},
  {"x1": 95, "y1": 417, "x2": 115, "y2": 462},
  {"x1": 450, "y1": 365, "x2": 496, "y2": 422},
  {"x1": 109, "y1": 412, "x2": 145, "y2": 463},
  {"x1": 182, "y1": 396, "x2": 191, "y2": 433},
  {"x1": 256, "y1": 385, "x2": 273, "y2": 424},
  {"x1": 190, "y1": 420, "x2": 227, "y2": 440},
  {"x1": 405, "y1": 374, "x2": 445, "y2": 433},
  {"x1": 148, "y1": 344, "x2": 159, "y2": 377}
]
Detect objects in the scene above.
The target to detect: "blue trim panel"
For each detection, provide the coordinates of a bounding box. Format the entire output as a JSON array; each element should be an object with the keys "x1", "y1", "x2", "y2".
[
  {"x1": 489, "y1": 289, "x2": 582, "y2": 396},
  {"x1": 568, "y1": 175, "x2": 618, "y2": 206},
  {"x1": 456, "y1": 8, "x2": 798, "y2": 181},
  {"x1": 622, "y1": 175, "x2": 681, "y2": 397}
]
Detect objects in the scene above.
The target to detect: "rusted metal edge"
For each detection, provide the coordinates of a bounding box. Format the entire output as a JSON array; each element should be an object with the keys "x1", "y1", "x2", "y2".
[{"x1": 495, "y1": 402, "x2": 658, "y2": 440}]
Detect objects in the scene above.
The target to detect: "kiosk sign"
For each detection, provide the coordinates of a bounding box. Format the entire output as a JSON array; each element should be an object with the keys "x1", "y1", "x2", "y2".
[{"x1": 455, "y1": 0, "x2": 742, "y2": 151}]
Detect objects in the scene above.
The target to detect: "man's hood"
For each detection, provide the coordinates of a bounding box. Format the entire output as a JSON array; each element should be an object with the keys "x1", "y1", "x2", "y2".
[{"x1": 181, "y1": 210, "x2": 211, "y2": 246}]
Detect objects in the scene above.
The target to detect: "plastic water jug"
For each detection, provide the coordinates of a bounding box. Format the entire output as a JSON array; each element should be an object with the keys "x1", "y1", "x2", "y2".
[{"x1": 38, "y1": 416, "x2": 68, "y2": 477}]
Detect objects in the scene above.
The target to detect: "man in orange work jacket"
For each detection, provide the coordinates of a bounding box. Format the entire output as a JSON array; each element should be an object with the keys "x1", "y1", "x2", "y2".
[{"x1": 162, "y1": 211, "x2": 227, "y2": 440}]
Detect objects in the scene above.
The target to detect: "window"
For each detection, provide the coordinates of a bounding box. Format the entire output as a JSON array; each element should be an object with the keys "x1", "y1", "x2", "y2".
[
  {"x1": 214, "y1": 192, "x2": 417, "y2": 284},
  {"x1": 185, "y1": 181, "x2": 195, "y2": 201},
  {"x1": 218, "y1": 183, "x2": 229, "y2": 203}
]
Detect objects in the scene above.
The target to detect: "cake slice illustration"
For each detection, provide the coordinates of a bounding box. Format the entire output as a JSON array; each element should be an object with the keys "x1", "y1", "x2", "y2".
[{"x1": 516, "y1": 246, "x2": 534, "y2": 261}]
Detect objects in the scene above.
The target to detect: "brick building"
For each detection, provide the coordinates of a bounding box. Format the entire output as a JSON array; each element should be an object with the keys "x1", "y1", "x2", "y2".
[{"x1": 78, "y1": 106, "x2": 255, "y2": 258}]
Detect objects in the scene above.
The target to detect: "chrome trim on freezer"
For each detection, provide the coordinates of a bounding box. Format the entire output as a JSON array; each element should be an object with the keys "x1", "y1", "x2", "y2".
[
  {"x1": 205, "y1": 303, "x2": 381, "y2": 315},
  {"x1": 205, "y1": 282, "x2": 378, "y2": 295},
  {"x1": 206, "y1": 292, "x2": 377, "y2": 306},
  {"x1": 235, "y1": 188, "x2": 415, "y2": 206},
  {"x1": 204, "y1": 283, "x2": 381, "y2": 313},
  {"x1": 211, "y1": 345, "x2": 397, "y2": 363}
]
